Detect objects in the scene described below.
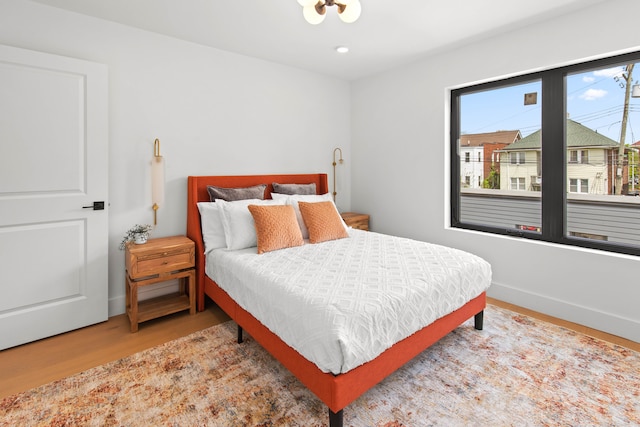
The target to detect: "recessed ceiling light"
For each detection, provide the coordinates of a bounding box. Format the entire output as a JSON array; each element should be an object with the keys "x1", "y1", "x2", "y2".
[{"x1": 336, "y1": 46, "x2": 349, "y2": 54}]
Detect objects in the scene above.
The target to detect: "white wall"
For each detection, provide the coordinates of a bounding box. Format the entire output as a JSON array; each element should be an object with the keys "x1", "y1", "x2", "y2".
[
  {"x1": 0, "y1": 0, "x2": 352, "y2": 316},
  {"x1": 351, "y1": 0, "x2": 640, "y2": 342}
]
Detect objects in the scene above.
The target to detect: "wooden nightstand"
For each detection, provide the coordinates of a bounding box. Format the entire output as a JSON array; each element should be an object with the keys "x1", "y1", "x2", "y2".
[
  {"x1": 341, "y1": 212, "x2": 370, "y2": 231},
  {"x1": 125, "y1": 236, "x2": 196, "y2": 332}
]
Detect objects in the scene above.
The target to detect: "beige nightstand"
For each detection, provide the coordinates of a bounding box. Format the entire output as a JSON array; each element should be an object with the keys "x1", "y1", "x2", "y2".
[
  {"x1": 125, "y1": 236, "x2": 196, "y2": 332},
  {"x1": 341, "y1": 212, "x2": 370, "y2": 231}
]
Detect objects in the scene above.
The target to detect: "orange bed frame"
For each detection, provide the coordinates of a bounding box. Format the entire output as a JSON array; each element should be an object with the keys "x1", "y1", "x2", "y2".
[{"x1": 186, "y1": 173, "x2": 486, "y2": 426}]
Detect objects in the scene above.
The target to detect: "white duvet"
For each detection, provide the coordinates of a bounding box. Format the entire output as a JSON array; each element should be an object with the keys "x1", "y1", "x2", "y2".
[{"x1": 206, "y1": 229, "x2": 491, "y2": 375}]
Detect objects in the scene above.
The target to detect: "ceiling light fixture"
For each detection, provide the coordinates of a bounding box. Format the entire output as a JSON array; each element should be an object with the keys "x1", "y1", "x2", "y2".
[
  {"x1": 297, "y1": 0, "x2": 362, "y2": 25},
  {"x1": 336, "y1": 46, "x2": 349, "y2": 54}
]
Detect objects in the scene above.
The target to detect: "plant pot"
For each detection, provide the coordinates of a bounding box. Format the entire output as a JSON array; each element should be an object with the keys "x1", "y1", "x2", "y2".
[{"x1": 134, "y1": 234, "x2": 148, "y2": 245}]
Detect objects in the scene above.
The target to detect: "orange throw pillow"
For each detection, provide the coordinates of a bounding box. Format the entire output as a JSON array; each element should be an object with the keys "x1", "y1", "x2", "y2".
[
  {"x1": 298, "y1": 201, "x2": 349, "y2": 244},
  {"x1": 248, "y1": 204, "x2": 304, "y2": 254}
]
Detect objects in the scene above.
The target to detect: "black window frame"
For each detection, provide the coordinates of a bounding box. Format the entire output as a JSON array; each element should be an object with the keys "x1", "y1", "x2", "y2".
[{"x1": 450, "y1": 50, "x2": 640, "y2": 257}]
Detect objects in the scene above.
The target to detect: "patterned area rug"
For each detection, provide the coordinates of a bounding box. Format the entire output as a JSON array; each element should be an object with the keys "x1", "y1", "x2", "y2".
[{"x1": 1, "y1": 304, "x2": 638, "y2": 426}]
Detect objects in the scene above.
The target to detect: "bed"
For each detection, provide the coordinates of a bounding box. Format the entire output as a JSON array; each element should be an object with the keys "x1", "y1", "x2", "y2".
[{"x1": 186, "y1": 173, "x2": 490, "y2": 426}]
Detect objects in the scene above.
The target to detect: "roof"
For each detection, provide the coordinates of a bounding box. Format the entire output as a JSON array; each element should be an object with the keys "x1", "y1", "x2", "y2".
[
  {"x1": 459, "y1": 130, "x2": 521, "y2": 147},
  {"x1": 501, "y1": 119, "x2": 620, "y2": 151}
]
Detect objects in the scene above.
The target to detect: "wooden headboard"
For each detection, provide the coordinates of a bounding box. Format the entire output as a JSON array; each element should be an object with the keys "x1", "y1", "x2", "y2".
[{"x1": 186, "y1": 173, "x2": 329, "y2": 311}]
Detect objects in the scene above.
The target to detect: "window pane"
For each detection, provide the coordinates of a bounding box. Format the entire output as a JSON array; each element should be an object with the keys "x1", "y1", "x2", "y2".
[
  {"x1": 458, "y1": 80, "x2": 542, "y2": 233},
  {"x1": 566, "y1": 62, "x2": 640, "y2": 248},
  {"x1": 569, "y1": 151, "x2": 578, "y2": 163}
]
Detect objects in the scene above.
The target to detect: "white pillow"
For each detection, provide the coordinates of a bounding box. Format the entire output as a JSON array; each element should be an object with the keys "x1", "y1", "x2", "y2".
[
  {"x1": 270, "y1": 193, "x2": 291, "y2": 201},
  {"x1": 272, "y1": 193, "x2": 347, "y2": 239},
  {"x1": 217, "y1": 198, "x2": 285, "y2": 250},
  {"x1": 197, "y1": 202, "x2": 226, "y2": 254}
]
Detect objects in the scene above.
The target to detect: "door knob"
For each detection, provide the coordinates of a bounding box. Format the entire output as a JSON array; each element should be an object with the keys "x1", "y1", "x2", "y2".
[{"x1": 82, "y1": 201, "x2": 105, "y2": 210}]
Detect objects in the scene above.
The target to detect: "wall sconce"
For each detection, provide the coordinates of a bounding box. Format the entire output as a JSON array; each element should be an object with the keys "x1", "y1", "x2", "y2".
[
  {"x1": 151, "y1": 138, "x2": 165, "y2": 225},
  {"x1": 332, "y1": 147, "x2": 343, "y2": 201}
]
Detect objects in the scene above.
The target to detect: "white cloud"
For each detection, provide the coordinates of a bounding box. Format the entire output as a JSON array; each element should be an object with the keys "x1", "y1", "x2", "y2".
[
  {"x1": 580, "y1": 88, "x2": 607, "y2": 101},
  {"x1": 593, "y1": 66, "x2": 624, "y2": 78},
  {"x1": 582, "y1": 76, "x2": 595, "y2": 83}
]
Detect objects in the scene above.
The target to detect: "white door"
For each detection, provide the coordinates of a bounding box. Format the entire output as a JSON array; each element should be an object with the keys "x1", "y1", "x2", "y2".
[{"x1": 0, "y1": 45, "x2": 108, "y2": 350}]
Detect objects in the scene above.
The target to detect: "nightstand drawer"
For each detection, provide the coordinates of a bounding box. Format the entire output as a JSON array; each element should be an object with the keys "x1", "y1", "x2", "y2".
[
  {"x1": 347, "y1": 217, "x2": 369, "y2": 230},
  {"x1": 341, "y1": 212, "x2": 370, "y2": 231},
  {"x1": 126, "y1": 236, "x2": 195, "y2": 280},
  {"x1": 134, "y1": 248, "x2": 193, "y2": 276}
]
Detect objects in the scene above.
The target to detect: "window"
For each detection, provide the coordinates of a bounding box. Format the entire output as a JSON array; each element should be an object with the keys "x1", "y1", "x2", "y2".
[
  {"x1": 511, "y1": 177, "x2": 526, "y2": 190},
  {"x1": 569, "y1": 151, "x2": 578, "y2": 163},
  {"x1": 569, "y1": 178, "x2": 589, "y2": 193},
  {"x1": 451, "y1": 51, "x2": 640, "y2": 256},
  {"x1": 569, "y1": 150, "x2": 589, "y2": 164},
  {"x1": 453, "y1": 79, "x2": 542, "y2": 235},
  {"x1": 465, "y1": 152, "x2": 470, "y2": 163},
  {"x1": 581, "y1": 150, "x2": 589, "y2": 164},
  {"x1": 510, "y1": 152, "x2": 525, "y2": 165}
]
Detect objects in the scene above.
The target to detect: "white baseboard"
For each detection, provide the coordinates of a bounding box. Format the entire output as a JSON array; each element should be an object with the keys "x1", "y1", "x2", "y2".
[
  {"x1": 108, "y1": 296, "x2": 125, "y2": 317},
  {"x1": 488, "y1": 282, "x2": 639, "y2": 343}
]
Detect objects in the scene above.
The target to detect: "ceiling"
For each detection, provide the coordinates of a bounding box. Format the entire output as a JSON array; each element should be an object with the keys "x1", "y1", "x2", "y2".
[{"x1": 31, "y1": 0, "x2": 606, "y2": 81}]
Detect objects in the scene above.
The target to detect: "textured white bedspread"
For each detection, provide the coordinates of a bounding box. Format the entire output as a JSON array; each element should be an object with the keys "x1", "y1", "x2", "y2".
[{"x1": 206, "y1": 229, "x2": 491, "y2": 374}]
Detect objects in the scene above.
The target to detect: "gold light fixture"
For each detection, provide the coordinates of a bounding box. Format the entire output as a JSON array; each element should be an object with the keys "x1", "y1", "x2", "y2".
[
  {"x1": 151, "y1": 138, "x2": 165, "y2": 225},
  {"x1": 298, "y1": 0, "x2": 362, "y2": 25},
  {"x1": 332, "y1": 147, "x2": 344, "y2": 201}
]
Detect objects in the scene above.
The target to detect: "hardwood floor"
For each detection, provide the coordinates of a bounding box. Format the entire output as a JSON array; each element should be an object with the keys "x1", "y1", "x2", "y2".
[
  {"x1": 0, "y1": 298, "x2": 637, "y2": 400},
  {"x1": 0, "y1": 303, "x2": 230, "y2": 399}
]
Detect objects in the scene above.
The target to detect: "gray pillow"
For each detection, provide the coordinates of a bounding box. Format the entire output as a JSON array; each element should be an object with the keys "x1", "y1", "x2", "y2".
[
  {"x1": 272, "y1": 182, "x2": 316, "y2": 195},
  {"x1": 207, "y1": 184, "x2": 266, "y2": 201}
]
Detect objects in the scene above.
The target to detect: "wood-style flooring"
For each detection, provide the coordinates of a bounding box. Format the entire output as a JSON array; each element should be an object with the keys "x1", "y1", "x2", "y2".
[{"x1": 0, "y1": 298, "x2": 637, "y2": 399}]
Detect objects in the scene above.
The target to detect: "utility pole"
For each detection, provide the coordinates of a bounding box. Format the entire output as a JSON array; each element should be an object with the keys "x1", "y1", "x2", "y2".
[{"x1": 615, "y1": 63, "x2": 634, "y2": 195}]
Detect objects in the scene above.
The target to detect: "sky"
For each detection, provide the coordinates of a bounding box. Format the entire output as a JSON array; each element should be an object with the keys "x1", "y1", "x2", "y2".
[{"x1": 460, "y1": 62, "x2": 640, "y2": 143}]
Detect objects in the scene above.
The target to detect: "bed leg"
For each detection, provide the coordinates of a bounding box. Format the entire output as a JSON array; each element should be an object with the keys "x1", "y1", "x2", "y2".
[
  {"x1": 237, "y1": 325, "x2": 243, "y2": 343},
  {"x1": 329, "y1": 409, "x2": 343, "y2": 427},
  {"x1": 474, "y1": 310, "x2": 484, "y2": 330}
]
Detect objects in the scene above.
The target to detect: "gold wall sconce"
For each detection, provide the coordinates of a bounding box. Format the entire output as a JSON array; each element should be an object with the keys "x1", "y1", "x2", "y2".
[
  {"x1": 332, "y1": 147, "x2": 343, "y2": 201},
  {"x1": 151, "y1": 138, "x2": 165, "y2": 225}
]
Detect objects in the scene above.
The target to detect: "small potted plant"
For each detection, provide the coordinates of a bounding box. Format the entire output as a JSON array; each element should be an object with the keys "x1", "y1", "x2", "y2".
[{"x1": 119, "y1": 224, "x2": 153, "y2": 249}]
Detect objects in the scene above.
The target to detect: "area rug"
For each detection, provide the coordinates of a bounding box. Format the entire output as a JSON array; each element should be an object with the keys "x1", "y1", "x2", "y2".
[{"x1": 1, "y1": 304, "x2": 638, "y2": 426}]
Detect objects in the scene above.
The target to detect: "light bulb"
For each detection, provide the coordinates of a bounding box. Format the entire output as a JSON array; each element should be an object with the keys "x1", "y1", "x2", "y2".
[
  {"x1": 338, "y1": 0, "x2": 361, "y2": 23},
  {"x1": 303, "y1": 3, "x2": 325, "y2": 25}
]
